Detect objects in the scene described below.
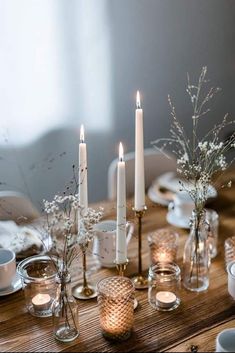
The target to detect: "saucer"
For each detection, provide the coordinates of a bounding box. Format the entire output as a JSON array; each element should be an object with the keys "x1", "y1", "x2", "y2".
[
  {"x1": 0, "y1": 273, "x2": 22, "y2": 296},
  {"x1": 166, "y1": 209, "x2": 190, "y2": 229}
]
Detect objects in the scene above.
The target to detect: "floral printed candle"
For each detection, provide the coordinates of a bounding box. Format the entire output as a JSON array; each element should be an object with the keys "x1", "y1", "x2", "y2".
[{"x1": 148, "y1": 228, "x2": 179, "y2": 264}]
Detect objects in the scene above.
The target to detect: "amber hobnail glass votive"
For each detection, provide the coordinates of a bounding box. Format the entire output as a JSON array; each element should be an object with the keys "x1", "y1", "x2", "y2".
[
  {"x1": 97, "y1": 276, "x2": 134, "y2": 341},
  {"x1": 148, "y1": 228, "x2": 179, "y2": 264}
]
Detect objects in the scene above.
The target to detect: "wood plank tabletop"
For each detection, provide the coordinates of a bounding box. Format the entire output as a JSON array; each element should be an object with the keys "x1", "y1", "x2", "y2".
[{"x1": 1, "y1": 174, "x2": 235, "y2": 352}]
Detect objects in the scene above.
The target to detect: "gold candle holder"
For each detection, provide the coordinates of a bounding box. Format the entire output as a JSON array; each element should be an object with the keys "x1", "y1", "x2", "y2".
[
  {"x1": 97, "y1": 276, "x2": 134, "y2": 341},
  {"x1": 72, "y1": 248, "x2": 97, "y2": 300},
  {"x1": 115, "y1": 260, "x2": 138, "y2": 310},
  {"x1": 132, "y1": 206, "x2": 148, "y2": 289}
]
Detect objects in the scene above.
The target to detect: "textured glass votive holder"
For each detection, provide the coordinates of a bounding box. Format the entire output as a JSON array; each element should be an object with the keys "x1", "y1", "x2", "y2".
[
  {"x1": 206, "y1": 209, "x2": 219, "y2": 259},
  {"x1": 148, "y1": 262, "x2": 181, "y2": 311},
  {"x1": 225, "y1": 236, "x2": 235, "y2": 269},
  {"x1": 17, "y1": 255, "x2": 57, "y2": 317},
  {"x1": 97, "y1": 276, "x2": 134, "y2": 341},
  {"x1": 148, "y1": 228, "x2": 179, "y2": 264}
]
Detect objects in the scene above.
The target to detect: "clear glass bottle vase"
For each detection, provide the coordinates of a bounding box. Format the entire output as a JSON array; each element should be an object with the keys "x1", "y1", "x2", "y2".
[
  {"x1": 183, "y1": 209, "x2": 210, "y2": 292},
  {"x1": 53, "y1": 272, "x2": 79, "y2": 342}
]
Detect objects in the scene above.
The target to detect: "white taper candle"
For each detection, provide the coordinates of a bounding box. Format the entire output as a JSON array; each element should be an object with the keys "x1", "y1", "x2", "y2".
[
  {"x1": 116, "y1": 142, "x2": 127, "y2": 264},
  {"x1": 134, "y1": 91, "x2": 145, "y2": 211},
  {"x1": 79, "y1": 124, "x2": 88, "y2": 215}
]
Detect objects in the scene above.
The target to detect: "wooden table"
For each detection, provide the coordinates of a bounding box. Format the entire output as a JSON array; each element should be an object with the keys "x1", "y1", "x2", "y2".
[{"x1": 1, "y1": 179, "x2": 235, "y2": 352}]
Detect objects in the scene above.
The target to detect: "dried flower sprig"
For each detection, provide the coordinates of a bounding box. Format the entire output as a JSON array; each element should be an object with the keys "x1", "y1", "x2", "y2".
[
  {"x1": 43, "y1": 193, "x2": 80, "y2": 275},
  {"x1": 152, "y1": 66, "x2": 235, "y2": 213},
  {"x1": 77, "y1": 207, "x2": 104, "y2": 249}
]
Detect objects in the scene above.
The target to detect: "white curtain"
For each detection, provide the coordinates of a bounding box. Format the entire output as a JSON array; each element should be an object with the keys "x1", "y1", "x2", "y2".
[{"x1": 0, "y1": 0, "x2": 112, "y2": 146}]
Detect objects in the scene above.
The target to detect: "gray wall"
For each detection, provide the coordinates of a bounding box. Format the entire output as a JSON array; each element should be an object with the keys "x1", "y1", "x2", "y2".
[{"x1": 1, "y1": 0, "x2": 235, "y2": 208}]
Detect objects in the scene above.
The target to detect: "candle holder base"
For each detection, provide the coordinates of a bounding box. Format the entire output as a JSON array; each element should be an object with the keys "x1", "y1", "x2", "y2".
[
  {"x1": 72, "y1": 284, "x2": 97, "y2": 300},
  {"x1": 102, "y1": 329, "x2": 132, "y2": 342},
  {"x1": 132, "y1": 275, "x2": 148, "y2": 290}
]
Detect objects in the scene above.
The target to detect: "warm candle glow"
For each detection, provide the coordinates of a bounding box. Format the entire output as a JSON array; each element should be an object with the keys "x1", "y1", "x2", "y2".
[
  {"x1": 156, "y1": 291, "x2": 177, "y2": 308},
  {"x1": 32, "y1": 293, "x2": 51, "y2": 311},
  {"x1": 80, "y1": 124, "x2": 85, "y2": 143},
  {"x1": 136, "y1": 90, "x2": 141, "y2": 109},
  {"x1": 119, "y1": 142, "x2": 124, "y2": 162}
]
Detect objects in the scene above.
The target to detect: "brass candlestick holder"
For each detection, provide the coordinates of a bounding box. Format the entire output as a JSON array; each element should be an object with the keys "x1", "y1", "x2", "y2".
[
  {"x1": 72, "y1": 248, "x2": 97, "y2": 300},
  {"x1": 132, "y1": 206, "x2": 148, "y2": 289},
  {"x1": 115, "y1": 260, "x2": 138, "y2": 310}
]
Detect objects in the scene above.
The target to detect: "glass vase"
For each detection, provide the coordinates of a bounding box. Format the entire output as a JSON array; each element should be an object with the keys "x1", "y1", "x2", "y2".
[
  {"x1": 53, "y1": 272, "x2": 79, "y2": 342},
  {"x1": 183, "y1": 209, "x2": 210, "y2": 292}
]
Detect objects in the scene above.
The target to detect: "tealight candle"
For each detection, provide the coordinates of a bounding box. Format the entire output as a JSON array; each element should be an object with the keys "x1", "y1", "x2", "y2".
[
  {"x1": 148, "y1": 263, "x2": 181, "y2": 311},
  {"x1": 32, "y1": 293, "x2": 51, "y2": 312},
  {"x1": 156, "y1": 291, "x2": 177, "y2": 309}
]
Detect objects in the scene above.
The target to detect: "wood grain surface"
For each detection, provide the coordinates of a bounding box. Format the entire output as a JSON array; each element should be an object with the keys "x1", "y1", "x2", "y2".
[{"x1": 1, "y1": 175, "x2": 235, "y2": 352}]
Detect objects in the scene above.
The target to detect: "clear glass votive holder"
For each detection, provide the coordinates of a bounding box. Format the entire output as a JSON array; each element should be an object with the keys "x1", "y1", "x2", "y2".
[
  {"x1": 227, "y1": 261, "x2": 235, "y2": 300},
  {"x1": 97, "y1": 276, "x2": 134, "y2": 341},
  {"x1": 206, "y1": 209, "x2": 219, "y2": 259},
  {"x1": 225, "y1": 236, "x2": 235, "y2": 269},
  {"x1": 148, "y1": 228, "x2": 179, "y2": 264},
  {"x1": 148, "y1": 262, "x2": 181, "y2": 311},
  {"x1": 17, "y1": 255, "x2": 58, "y2": 317}
]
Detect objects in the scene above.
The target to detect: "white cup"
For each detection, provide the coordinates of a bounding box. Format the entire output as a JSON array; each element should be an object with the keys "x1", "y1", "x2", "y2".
[
  {"x1": 0, "y1": 249, "x2": 16, "y2": 290},
  {"x1": 169, "y1": 192, "x2": 194, "y2": 220},
  {"x1": 93, "y1": 220, "x2": 134, "y2": 268},
  {"x1": 216, "y1": 328, "x2": 235, "y2": 352}
]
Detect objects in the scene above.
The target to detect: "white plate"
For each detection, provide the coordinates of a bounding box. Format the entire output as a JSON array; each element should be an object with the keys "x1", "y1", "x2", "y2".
[
  {"x1": 166, "y1": 209, "x2": 190, "y2": 229},
  {"x1": 0, "y1": 272, "x2": 22, "y2": 296}
]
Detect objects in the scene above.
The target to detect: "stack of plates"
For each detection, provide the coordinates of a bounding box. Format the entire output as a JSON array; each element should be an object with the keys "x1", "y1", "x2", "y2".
[{"x1": 148, "y1": 172, "x2": 218, "y2": 229}]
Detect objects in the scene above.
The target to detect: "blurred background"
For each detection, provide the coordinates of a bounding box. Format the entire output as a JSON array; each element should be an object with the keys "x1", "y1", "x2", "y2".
[{"x1": 0, "y1": 0, "x2": 235, "y2": 209}]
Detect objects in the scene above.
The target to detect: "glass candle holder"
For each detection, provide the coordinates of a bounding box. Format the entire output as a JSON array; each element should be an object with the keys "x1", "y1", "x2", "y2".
[
  {"x1": 17, "y1": 255, "x2": 57, "y2": 317},
  {"x1": 225, "y1": 236, "x2": 235, "y2": 269},
  {"x1": 206, "y1": 209, "x2": 219, "y2": 259},
  {"x1": 227, "y1": 261, "x2": 235, "y2": 300},
  {"x1": 97, "y1": 276, "x2": 134, "y2": 341},
  {"x1": 148, "y1": 262, "x2": 181, "y2": 311},
  {"x1": 148, "y1": 228, "x2": 179, "y2": 264}
]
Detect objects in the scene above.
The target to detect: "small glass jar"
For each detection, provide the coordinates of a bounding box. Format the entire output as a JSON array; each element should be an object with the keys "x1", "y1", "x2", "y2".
[
  {"x1": 206, "y1": 209, "x2": 219, "y2": 259},
  {"x1": 97, "y1": 276, "x2": 134, "y2": 341},
  {"x1": 17, "y1": 255, "x2": 57, "y2": 317},
  {"x1": 148, "y1": 228, "x2": 179, "y2": 264},
  {"x1": 148, "y1": 262, "x2": 181, "y2": 311},
  {"x1": 225, "y1": 236, "x2": 235, "y2": 269}
]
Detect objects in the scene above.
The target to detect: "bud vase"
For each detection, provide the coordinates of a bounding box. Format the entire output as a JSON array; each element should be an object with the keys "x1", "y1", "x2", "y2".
[
  {"x1": 53, "y1": 272, "x2": 79, "y2": 342},
  {"x1": 183, "y1": 209, "x2": 210, "y2": 292}
]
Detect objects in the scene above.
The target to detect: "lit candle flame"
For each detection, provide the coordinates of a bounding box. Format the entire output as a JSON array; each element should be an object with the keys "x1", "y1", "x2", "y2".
[
  {"x1": 136, "y1": 90, "x2": 141, "y2": 109},
  {"x1": 119, "y1": 142, "x2": 124, "y2": 162},
  {"x1": 80, "y1": 124, "x2": 85, "y2": 143}
]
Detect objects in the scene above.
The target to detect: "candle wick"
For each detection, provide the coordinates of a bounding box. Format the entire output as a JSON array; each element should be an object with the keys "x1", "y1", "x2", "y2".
[{"x1": 136, "y1": 102, "x2": 141, "y2": 109}]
